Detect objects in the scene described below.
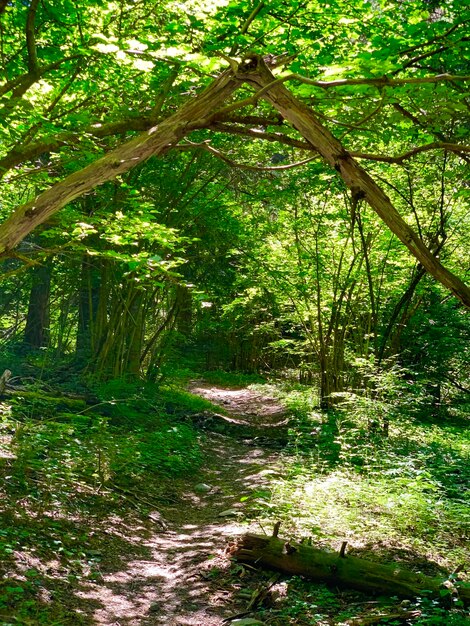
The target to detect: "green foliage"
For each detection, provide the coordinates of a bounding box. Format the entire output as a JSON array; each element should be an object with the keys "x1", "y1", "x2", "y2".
[
  {"x1": 1, "y1": 379, "x2": 205, "y2": 500},
  {"x1": 0, "y1": 1, "x2": 469, "y2": 622},
  {"x1": 246, "y1": 381, "x2": 469, "y2": 571}
]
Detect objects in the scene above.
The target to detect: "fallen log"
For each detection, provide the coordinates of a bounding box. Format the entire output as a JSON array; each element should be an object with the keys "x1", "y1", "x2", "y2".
[{"x1": 232, "y1": 532, "x2": 470, "y2": 605}]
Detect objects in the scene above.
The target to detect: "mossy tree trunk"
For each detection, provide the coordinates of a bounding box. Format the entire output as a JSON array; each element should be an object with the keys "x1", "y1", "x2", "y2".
[{"x1": 233, "y1": 533, "x2": 470, "y2": 605}]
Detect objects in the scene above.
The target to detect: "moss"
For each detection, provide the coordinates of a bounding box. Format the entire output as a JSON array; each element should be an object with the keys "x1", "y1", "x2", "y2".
[{"x1": 10, "y1": 391, "x2": 87, "y2": 418}]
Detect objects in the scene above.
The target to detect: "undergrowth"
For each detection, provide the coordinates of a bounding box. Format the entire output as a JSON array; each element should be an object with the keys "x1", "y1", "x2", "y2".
[
  {"x1": 233, "y1": 372, "x2": 469, "y2": 625},
  {"x1": 0, "y1": 365, "x2": 468, "y2": 625},
  {"x1": 0, "y1": 377, "x2": 209, "y2": 624},
  {"x1": 244, "y1": 380, "x2": 469, "y2": 566}
]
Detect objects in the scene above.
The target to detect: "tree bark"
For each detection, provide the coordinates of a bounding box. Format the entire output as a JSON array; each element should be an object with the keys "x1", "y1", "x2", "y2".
[
  {"x1": 238, "y1": 57, "x2": 470, "y2": 308},
  {"x1": 175, "y1": 284, "x2": 193, "y2": 336},
  {"x1": 23, "y1": 257, "x2": 52, "y2": 348},
  {"x1": 233, "y1": 533, "x2": 470, "y2": 605}
]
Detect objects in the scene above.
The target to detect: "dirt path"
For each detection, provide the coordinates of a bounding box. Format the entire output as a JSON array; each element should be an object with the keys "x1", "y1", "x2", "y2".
[{"x1": 77, "y1": 385, "x2": 287, "y2": 625}]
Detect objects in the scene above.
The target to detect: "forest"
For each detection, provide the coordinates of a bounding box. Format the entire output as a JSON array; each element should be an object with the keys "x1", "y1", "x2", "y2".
[{"x1": 0, "y1": 0, "x2": 469, "y2": 624}]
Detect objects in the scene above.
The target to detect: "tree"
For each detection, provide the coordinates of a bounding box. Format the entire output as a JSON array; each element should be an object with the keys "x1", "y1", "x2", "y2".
[
  {"x1": 1, "y1": 1, "x2": 469, "y2": 305},
  {"x1": 0, "y1": 0, "x2": 468, "y2": 391}
]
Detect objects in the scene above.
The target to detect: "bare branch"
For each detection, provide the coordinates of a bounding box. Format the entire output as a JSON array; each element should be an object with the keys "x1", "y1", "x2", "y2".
[
  {"x1": 0, "y1": 115, "x2": 157, "y2": 179},
  {"x1": 351, "y1": 142, "x2": 470, "y2": 164},
  {"x1": 339, "y1": 93, "x2": 386, "y2": 139},
  {"x1": 223, "y1": 114, "x2": 284, "y2": 125},
  {"x1": 397, "y1": 45, "x2": 451, "y2": 73},
  {"x1": 151, "y1": 67, "x2": 179, "y2": 117},
  {"x1": 210, "y1": 122, "x2": 469, "y2": 165},
  {"x1": 229, "y1": 2, "x2": 266, "y2": 55},
  {"x1": 176, "y1": 139, "x2": 318, "y2": 171},
  {"x1": 398, "y1": 20, "x2": 469, "y2": 56},
  {"x1": 240, "y1": 2, "x2": 265, "y2": 35},
  {"x1": 257, "y1": 70, "x2": 470, "y2": 91},
  {"x1": 0, "y1": 54, "x2": 83, "y2": 97},
  {"x1": 208, "y1": 121, "x2": 312, "y2": 150}
]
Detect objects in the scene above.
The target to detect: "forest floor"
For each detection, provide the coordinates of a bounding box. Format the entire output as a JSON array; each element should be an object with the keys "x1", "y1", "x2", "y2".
[
  {"x1": 1, "y1": 380, "x2": 468, "y2": 625},
  {"x1": 0, "y1": 384, "x2": 291, "y2": 625},
  {"x1": 75, "y1": 383, "x2": 287, "y2": 625}
]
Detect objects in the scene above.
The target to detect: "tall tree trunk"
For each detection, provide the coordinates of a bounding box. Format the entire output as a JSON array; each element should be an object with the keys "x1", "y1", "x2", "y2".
[
  {"x1": 23, "y1": 257, "x2": 52, "y2": 348},
  {"x1": 76, "y1": 255, "x2": 100, "y2": 358}
]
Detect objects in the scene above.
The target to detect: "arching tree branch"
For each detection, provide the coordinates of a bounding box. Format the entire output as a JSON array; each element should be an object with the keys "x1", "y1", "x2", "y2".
[
  {"x1": 0, "y1": 69, "x2": 241, "y2": 254},
  {"x1": 237, "y1": 56, "x2": 470, "y2": 308}
]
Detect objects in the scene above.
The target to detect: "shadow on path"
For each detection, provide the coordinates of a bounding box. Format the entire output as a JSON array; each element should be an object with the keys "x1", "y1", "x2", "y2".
[{"x1": 76, "y1": 385, "x2": 285, "y2": 625}]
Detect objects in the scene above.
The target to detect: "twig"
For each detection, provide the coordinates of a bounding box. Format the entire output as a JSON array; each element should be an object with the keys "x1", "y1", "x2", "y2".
[
  {"x1": 222, "y1": 611, "x2": 251, "y2": 623},
  {"x1": 110, "y1": 485, "x2": 168, "y2": 529},
  {"x1": 176, "y1": 140, "x2": 318, "y2": 171},
  {"x1": 229, "y1": 2, "x2": 266, "y2": 55},
  {"x1": 247, "y1": 573, "x2": 280, "y2": 610}
]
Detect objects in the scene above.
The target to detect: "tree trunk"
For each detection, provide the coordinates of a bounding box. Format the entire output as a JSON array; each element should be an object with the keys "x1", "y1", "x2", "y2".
[
  {"x1": 125, "y1": 288, "x2": 144, "y2": 376},
  {"x1": 377, "y1": 266, "x2": 426, "y2": 363},
  {"x1": 76, "y1": 255, "x2": 100, "y2": 357},
  {"x1": 233, "y1": 533, "x2": 470, "y2": 605},
  {"x1": 175, "y1": 284, "x2": 192, "y2": 336},
  {"x1": 23, "y1": 257, "x2": 52, "y2": 348},
  {"x1": 239, "y1": 57, "x2": 470, "y2": 308}
]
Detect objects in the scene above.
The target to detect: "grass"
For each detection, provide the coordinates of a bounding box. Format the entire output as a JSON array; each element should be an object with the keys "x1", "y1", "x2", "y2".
[
  {"x1": 0, "y1": 379, "x2": 210, "y2": 624},
  {"x1": 246, "y1": 389, "x2": 469, "y2": 564}
]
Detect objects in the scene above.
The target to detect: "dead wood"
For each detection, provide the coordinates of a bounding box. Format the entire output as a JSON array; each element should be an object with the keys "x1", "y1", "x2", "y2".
[
  {"x1": 232, "y1": 533, "x2": 470, "y2": 605},
  {"x1": 345, "y1": 610, "x2": 422, "y2": 625},
  {"x1": 0, "y1": 369, "x2": 11, "y2": 395}
]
